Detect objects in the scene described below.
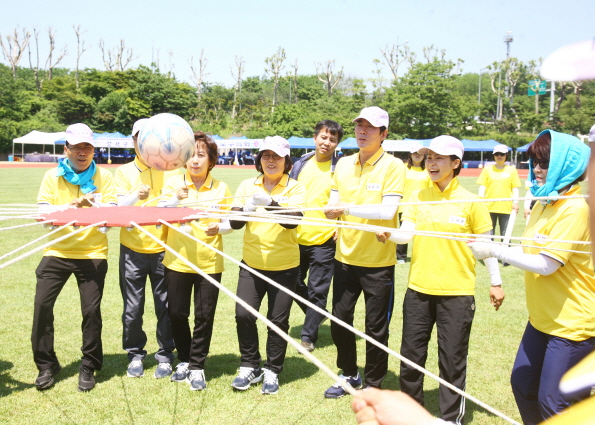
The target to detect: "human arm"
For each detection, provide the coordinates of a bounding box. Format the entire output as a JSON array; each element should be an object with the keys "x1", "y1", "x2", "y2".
[
  {"x1": 376, "y1": 220, "x2": 415, "y2": 245},
  {"x1": 512, "y1": 187, "x2": 519, "y2": 213},
  {"x1": 352, "y1": 388, "x2": 451, "y2": 425},
  {"x1": 478, "y1": 185, "x2": 486, "y2": 198},
  {"x1": 345, "y1": 195, "x2": 401, "y2": 221},
  {"x1": 118, "y1": 184, "x2": 151, "y2": 206},
  {"x1": 467, "y1": 244, "x2": 562, "y2": 275}
]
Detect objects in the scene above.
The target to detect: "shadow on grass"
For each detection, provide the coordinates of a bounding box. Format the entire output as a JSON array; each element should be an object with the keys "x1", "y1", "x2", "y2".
[
  {"x1": 289, "y1": 322, "x2": 334, "y2": 350},
  {"x1": 0, "y1": 359, "x2": 35, "y2": 397}
]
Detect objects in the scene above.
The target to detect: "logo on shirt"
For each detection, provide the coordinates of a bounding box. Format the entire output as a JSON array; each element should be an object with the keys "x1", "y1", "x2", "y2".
[
  {"x1": 448, "y1": 215, "x2": 466, "y2": 226},
  {"x1": 533, "y1": 232, "x2": 547, "y2": 245},
  {"x1": 93, "y1": 193, "x2": 102, "y2": 202},
  {"x1": 367, "y1": 183, "x2": 381, "y2": 191},
  {"x1": 275, "y1": 196, "x2": 289, "y2": 204}
]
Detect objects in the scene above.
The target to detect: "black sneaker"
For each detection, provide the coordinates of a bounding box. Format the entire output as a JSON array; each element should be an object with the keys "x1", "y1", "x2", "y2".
[
  {"x1": 324, "y1": 372, "x2": 362, "y2": 399},
  {"x1": 78, "y1": 365, "x2": 95, "y2": 392},
  {"x1": 231, "y1": 367, "x2": 263, "y2": 390},
  {"x1": 35, "y1": 363, "x2": 62, "y2": 391}
]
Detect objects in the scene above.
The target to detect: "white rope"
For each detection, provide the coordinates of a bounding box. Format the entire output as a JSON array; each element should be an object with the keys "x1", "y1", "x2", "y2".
[
  {"x1": 0, "y1": 220, "x2": 106, "y2": 271},
  {"x1": 131, "y1": 221, "x2": 358, "y2": 397},
  {"x1": 0, "y1": 220, "x2": 55, "y2": 231},
  {"x1": 0, "y1": 221, "x2": 76, "y2": 262},
  {"x1": 160, "y1": 219, "x2": 520, "y2": 425}
]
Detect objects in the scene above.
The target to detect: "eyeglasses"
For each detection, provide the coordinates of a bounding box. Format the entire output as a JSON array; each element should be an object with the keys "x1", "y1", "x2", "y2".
[
  {"x1": 67, "y1": 145, "x2": 94, "y2": 153},
  {"x1": 532, "y1": 158, "x2": 549, "y2": 169},
  {"x1": 261, "y1": 153, "x2": 283, "y2": 161},
  {"x1": 494, "y1": 152, "x2": 506, "y2": 157}
]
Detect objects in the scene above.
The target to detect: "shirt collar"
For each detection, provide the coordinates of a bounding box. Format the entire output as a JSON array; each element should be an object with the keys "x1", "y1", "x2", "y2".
[
  {"x1": 254, "y1": 173, "x2": 289, "y2": 187},
  {"x1": 432, "y1": 176, "x2": 461, "y2": 195},
  {"x1": 184, "y1": 170, "x2": 214, "y2": 190},
  {"x1": 354, "y1": 147, "x2": 385, "y2": 166},
  {"x1": 134, "y1": 156, "x2": 149, "y2": 172}
]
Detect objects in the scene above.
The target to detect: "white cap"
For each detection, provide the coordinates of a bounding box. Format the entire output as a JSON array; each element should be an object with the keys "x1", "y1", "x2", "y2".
[
  {"x1": 492, "y1": 144, "x2": 509, "y2": 154},
  {"x1": 260, "y1": 136, "x2": 290, "y2": 157},
  {"x1": 353, "y1": 106, "x2": 389, "y2": 128},
  {"x1": 409, "y1": 142, "x2": 423, "y2": 154},
  {"x1": 419, "y1": 135, "x2": 464, "y2": 160},
  {"x1": 65, "y1": 123, "x2": 94, "y2": 146},
  {"x1": 132, "y1": 118, "x2": 150, "y2": 137},
  {"x1": 589, "y1": 124, "x2": 595, "y2": 143}
]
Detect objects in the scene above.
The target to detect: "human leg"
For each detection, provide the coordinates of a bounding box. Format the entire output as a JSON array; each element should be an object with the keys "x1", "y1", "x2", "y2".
[
  {"x1": 294, "y1": 244, "x2": 312, "y2": 314},
  {"x1": 263, "y1": 267, "x2": 298, "y2": 374},
  {"x1": 331, "y1": 260, "x2": 362, "y2": 377},
  {"x1": 399, "y1": 289, "x2": 436, "y2": 406},
  {"x1": 148, "y1": 251, "x2": 175, "y2": 364},
  {"x1": 188, "y1": 273, "x2": 221, "y2": 370},
  {"x1": 32, "y1": 256, "x2": 71, "y2": 370},
  {"x1": 301, "y1": 239, "x2": 335, "y2": 344},
  {"x1": 119, "y1": 245, "x2": 149, "y2": 362},
  {"x1": 165, "y1": 267, "x2": 194, "y2": 364},
  {"x1": 360, "y1": 264, "x2": 394, "y2": 388},
  {"x1": 74, "y1": 258, "x2": 108, "y2": 371},
  {"x1": 435, "y1": 295, "x2": 475, "y2": 425},
  {"x1": 396, "y1": 213, "x2": 407, "y2": 262}
]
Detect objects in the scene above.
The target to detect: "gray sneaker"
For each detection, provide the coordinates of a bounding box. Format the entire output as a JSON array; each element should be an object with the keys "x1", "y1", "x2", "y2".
[
  {"x1": 187, "y1": 369, "x2": 207, "y2": 391},
  {"x1": 231, "y1": 367, "x2": 263, "y2": 390},
  {"x1": 260, "y1": 368, "x2": 279, "y2": 395},
  {"x1": 300, "y1": 340, "x2": 315, "y2": 352},
  {"x1": 127, "y1": 360, "x2": 144, "y2": 378},
  {"x1": 170, "y1": 362, "x2": 189, "y2": 382},
  {"x1": 154, "y1": 362, "x2": 173, "y2": 379}
]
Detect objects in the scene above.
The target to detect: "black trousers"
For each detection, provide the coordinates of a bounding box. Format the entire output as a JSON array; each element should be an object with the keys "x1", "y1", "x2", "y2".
[
  {"x1": 331, "y1": 261, "x2": 395, "y2": 388},
  {"x1": 32, "y1": 256, "x2": 107, "y2": 371},
  {"x1": 490, "y1": 212, "x2": 510, "y2": 237},
  {"x1": 396, "y1": 212, "x2": 408, "y2": 261},
  {"x1": 165, "y1": 267, "x2": 221, "y2": 370},
  {"x1": 295, "y1": 237, "x2": 336, "y2": 344},
  {"x1": 235, "y1": 263, "x2": 298, "y2": 375},
  {"x1": 400, "y1": 288, "x2": 475, "y2": 425}
]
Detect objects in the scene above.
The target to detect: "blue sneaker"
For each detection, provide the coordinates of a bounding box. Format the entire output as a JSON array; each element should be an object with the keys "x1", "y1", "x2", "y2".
[
  {"x1": 260, "y1": 368, "x2": 279, "y2": 395},
  {"x1": 324, "y1": 373, "x2": 362, "y2": 398},
  {"x1": 187, "y1": 369, "x2": 207, "y2": 391},
  {"x1": 231, "y1": 367, "x2": 263, "y2": 391}
]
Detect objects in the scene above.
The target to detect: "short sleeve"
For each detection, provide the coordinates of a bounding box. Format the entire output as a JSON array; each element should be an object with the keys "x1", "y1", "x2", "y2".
[
  {"x1": 541, "y1": 206, "x2": 589, "y2": 264},
  {"x1": 99, "y1": 169, "x2": 117, "y2": 205},
  {"x1": 469, "y1": 198, "x2": 492, "y2": 234},
  {"x1": 402, "y1": 189, "x2": 420, "y2": 224},
  {"x1": 476, "y1": 168, "x2": 488, "y2": 186},
  {"x1": 383, "y1": 159, "x2": 406, "y2": 197},
  {"x1": 37, "y1": 170, "x2": 55, "y2": 205},
  {"x1": 114, "y1": 167, "x2": 130, "y2": 196},
  {"x1": 511, "y1": 167, "x2": 521, "y2": 188}
]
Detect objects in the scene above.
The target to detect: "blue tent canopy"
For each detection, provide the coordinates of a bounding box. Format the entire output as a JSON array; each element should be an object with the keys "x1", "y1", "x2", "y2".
[
  {"x1": 339, "y1": 137, "x2": 358, "y2": 149},
  {"x1": 460, "y1": 139, "x2": 500, "y2": 152},
  {"x1": 516, "y1": 142, "x2": 532, "y2": 152},
  {"x1": 287, "y1": 136, "x2": 315, "y2": 149}
]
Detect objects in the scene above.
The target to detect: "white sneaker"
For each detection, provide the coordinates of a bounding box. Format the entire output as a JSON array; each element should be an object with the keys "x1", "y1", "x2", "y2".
[
  {"x1": 171, "y1": 362, "x2": 189, "y2": 382},
  {"x1": 127, "y1": 360, "x2": 144, "y2": 378},
  {"x1": 187, "y1": 369, "x2": 207, "y2": 391},
  {"x1": 154, "y1": 362, "x2": 173, "y2": 379},
  {"x1": 260, "y1": 368, "x2": 279, "y2": 395}
]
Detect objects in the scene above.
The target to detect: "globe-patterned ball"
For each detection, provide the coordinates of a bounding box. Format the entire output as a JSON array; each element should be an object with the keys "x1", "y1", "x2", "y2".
[{"x1": 137, "y1": 113, "x2": 195, "y2": 171}]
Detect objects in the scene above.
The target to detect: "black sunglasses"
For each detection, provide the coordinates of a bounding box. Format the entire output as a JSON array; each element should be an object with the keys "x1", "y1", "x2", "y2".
[
  {"x1": 532, "y1": 158, "x2": 549, "y2": 169},
  {"x1": 494, "y1": 152, "x2": 506, "y2": 156}
]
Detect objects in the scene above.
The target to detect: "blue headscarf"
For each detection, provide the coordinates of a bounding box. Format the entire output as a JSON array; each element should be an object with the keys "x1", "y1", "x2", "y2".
[
  {"x1": 56, "y1": 158, "x2": 97, "y2": 194},
  {"x1": 529, "y1": 129, "x2": 589, "y2": 201}
]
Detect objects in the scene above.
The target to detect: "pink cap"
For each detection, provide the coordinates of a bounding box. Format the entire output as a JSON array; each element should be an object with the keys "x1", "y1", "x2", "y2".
[
  {"x1": 260, "y1": 136, "x2": 290, "y2": 157},
  {"x1": 419, "y1": 135, "x2": 464, "y2": 160},
  {"x1": 589, "y1": 124, "x2": 595, "y2": 143},
  {"x1": 132, "y1": 118, "x2": 150, "y2": 137},
  {"x1": 492, "y1": 144, "x2": 509, "y2": 154},
  {"x1": 353, "y1": 106, "x2": 389, "y2": 128},
  {"x1": 65, "y1": 123, "x2": 94, "y2": 146}
]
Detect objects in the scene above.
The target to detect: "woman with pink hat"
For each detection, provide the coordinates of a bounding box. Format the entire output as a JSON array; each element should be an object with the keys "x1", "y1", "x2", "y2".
[{"x1": 377, "y1": 135, "x2": 504, "y2": 424}]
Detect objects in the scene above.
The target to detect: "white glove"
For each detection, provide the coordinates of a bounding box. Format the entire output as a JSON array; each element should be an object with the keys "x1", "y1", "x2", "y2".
[
  {"x1": 467, "y1": 242, "x2": 503, "y2": 260},
  {"x1": 252, "y1": 193, "x2": 272, "y2": 207},
  {"x1": 243, "y1": 200, "x2": 256, "y2": 212}
]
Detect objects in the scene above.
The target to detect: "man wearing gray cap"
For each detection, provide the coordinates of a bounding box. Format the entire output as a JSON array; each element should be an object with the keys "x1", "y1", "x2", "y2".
[
  {"x1": 114, "y1": 118, "x2": 179, "y2": 379},
  {"x1": 33, "y1": 123, "x2": 117, "y2": 392}
]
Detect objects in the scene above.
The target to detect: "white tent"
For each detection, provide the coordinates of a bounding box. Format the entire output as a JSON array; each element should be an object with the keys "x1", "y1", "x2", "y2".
[{"x1": 12, "y1": 131, "x2": 66, "y2": 158}]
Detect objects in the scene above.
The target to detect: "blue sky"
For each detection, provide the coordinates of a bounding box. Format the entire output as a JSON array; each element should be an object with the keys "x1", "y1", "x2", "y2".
[{"x1": 2, "y1": 0, "x2": 593, "y2": 88}]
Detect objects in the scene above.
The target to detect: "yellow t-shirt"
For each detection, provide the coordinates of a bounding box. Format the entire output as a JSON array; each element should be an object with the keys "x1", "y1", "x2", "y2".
[
  {"x1": 476, "y1": 165, "x2": 521, "y2": 214},
  {"x1": 296, "y1": 158, "x2": 335, "y2": 246},
  {"x1": 403, "y1": 166, "x2": 432, "y2": 203},
  {"x1": 162, "y1": 172, "x2": 232, "y2": 274},
  {"x1": 332, "y1": 148, "x2": 405, "y2": 267},
  {"x1": 233, "y1": 174, "x2": 306, "y2": 271},
  {"x1": 403, "y1": 178, "x2": 492, "y2": 296},
  {"x1": 522, "y1": 186, "x2": 595, "y2": 341},
  {"x1": 114, "y1": 157, "x2": 181, "y2": 254},
  {"x1": 37, "y1": 166, "x2": 116, "y2": 259}
]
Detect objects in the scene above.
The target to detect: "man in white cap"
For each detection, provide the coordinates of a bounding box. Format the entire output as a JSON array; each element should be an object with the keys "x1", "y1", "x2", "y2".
[
  {"x1": 323, "y1": 106, "x2": 406, "y2": 397},
  {"x1": 114, "y1": 118, "x2": 179, "y2": 379},
  {"x1": 33, "y1": 123, "x2": 117, "y2": 392}
]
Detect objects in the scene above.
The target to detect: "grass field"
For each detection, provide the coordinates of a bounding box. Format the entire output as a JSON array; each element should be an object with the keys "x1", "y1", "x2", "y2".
[{"x1": 0, "y1": 165, "x2": 536, "y2": 424}]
